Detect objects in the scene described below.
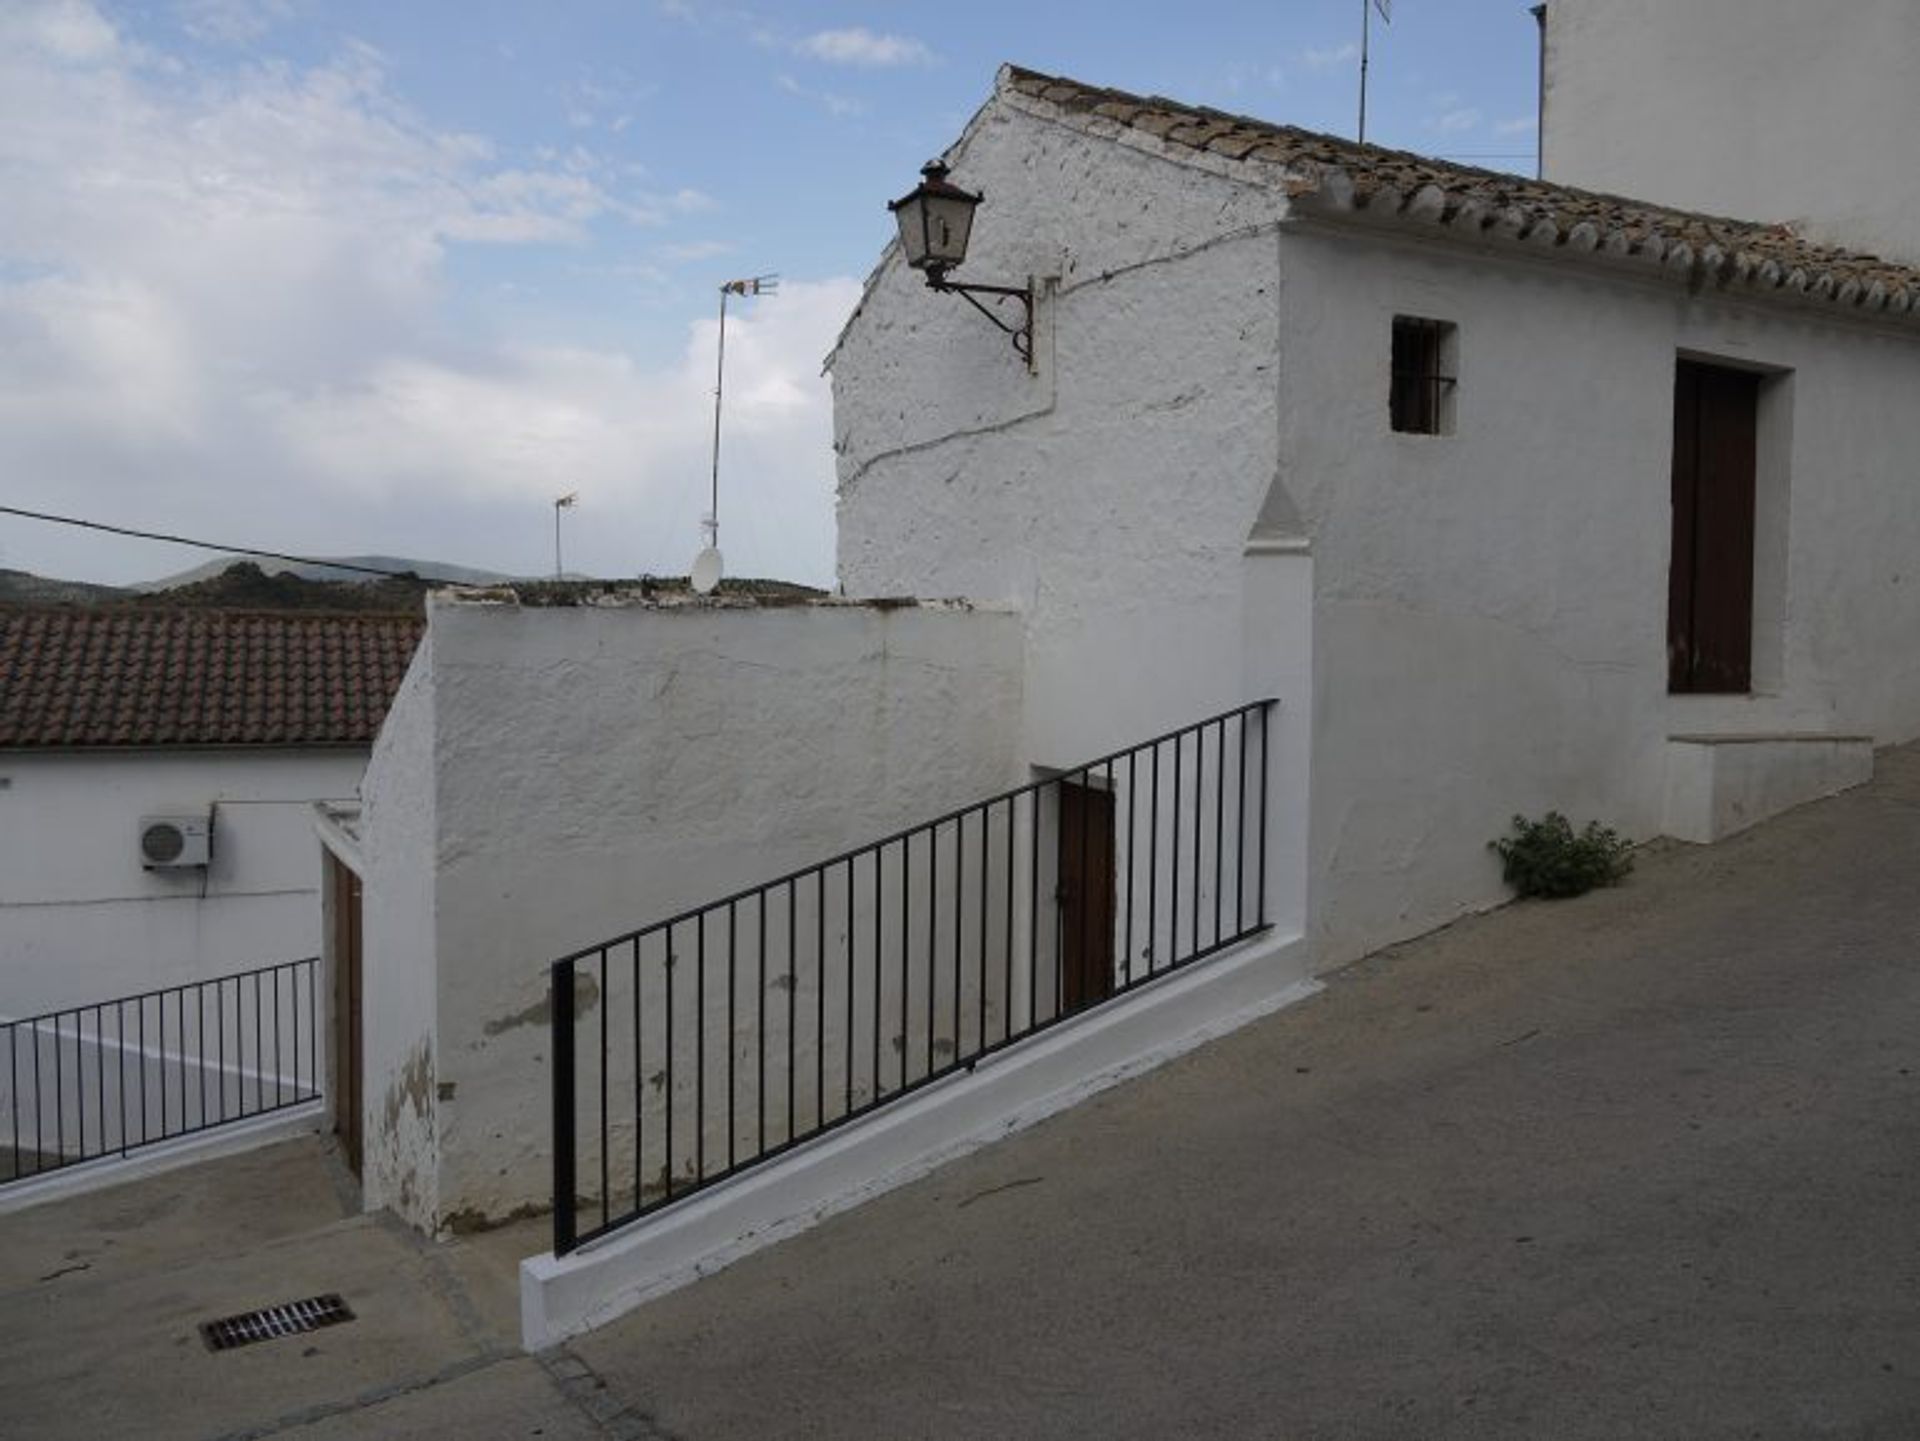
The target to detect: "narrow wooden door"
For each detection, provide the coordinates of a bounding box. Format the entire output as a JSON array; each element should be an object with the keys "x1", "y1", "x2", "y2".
[
  {"x1": 1669, "y1": 360, "x2": 1759, "y2": 693},
  {"x1": 1058, "y1": 782, "x2": 1116, "y2": 1015},
  {"x1": 329, "y1": 855, "x2": 363, "y2": 1177}
]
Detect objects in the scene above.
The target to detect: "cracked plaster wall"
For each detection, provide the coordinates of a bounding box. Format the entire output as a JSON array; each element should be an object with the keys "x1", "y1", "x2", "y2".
[
  {"x1": 833, "y1": 95, "x2": 1291, "y2": 770},
  {"x1": 1543, "y1": 0, "x2": 1920, "y2": 267},
  {"x1": 418, "y1": 599, "x2": 1023, "y2": 1228}
]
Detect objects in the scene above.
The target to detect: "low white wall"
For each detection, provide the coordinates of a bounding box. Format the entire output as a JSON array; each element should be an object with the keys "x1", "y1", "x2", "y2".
[
  {"x1": 0, "y1": 749, "x2": 365, "y2": 1017},
  {"x1": 362, "y1": 596, "x2": 1028, "y2": 1232}
]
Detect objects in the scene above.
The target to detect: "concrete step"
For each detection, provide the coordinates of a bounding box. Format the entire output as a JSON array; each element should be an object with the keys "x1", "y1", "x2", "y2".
[{"x1": 1663, "y1": 732, "x2": 1873, "y2": 842}]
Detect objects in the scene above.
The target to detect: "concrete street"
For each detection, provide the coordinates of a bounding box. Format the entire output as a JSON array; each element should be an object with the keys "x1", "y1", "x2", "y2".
[{"x1": 4, "y1": 748, "x2": 1918, "y2": 1438}]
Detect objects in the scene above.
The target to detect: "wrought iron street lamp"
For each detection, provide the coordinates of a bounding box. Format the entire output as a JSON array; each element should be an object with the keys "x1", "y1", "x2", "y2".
[{"x1": 888, "y1": 160, "x2": 1033, "y2": 366}]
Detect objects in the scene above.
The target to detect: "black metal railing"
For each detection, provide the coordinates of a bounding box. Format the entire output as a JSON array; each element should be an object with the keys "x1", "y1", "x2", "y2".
[
  {"x1": 2, "y1": 957, "x2": 322, "y2": 1186},
  {"x1": 551, "y1": 700, "x2": 1276, "y2": 1255}
]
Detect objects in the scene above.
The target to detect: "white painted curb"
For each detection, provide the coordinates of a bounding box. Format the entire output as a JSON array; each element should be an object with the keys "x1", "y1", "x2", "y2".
[
  {"x1": 0, "y1": 1101, "x2": 325, "y2": 1216},
  {"x1": 520, "y1": 932, "x2": 1314, "y2": 1349}
]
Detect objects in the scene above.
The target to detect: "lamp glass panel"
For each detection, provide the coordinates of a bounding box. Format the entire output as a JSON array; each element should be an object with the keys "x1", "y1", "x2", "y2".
[{"x1": 922, "y1": 192, "x2": 975, "y2": 268}]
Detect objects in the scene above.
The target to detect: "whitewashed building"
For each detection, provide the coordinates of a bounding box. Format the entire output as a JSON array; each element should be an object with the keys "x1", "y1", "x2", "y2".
[
  {"x1": 332, "y1": 53, "x2": 1920, "y2": 1341},
  {"x1": 0, "y1": 607, "x2": 420, "y2": 1015},
  {"x1": 0, "y1": 607, "x2": 419, "y2": 1190},
  {"x1": 834, "y1": 63, "x2": 1920, "y2": 971}
]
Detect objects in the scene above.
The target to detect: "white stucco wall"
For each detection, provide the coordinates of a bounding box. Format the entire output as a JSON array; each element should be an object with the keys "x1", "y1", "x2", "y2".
[
  {"x1": 0, "y1": 749, "x2": 365, "y2": 1018},
  {"x1": 1279, "y1": 221, "x2": 1920, "y2": 964},
  {"x1": 1542, "y1": 0, "x2": 1920, "y2": 265},
  {"x1": 833, "y1": 90, "x2": 1292, "y2": 769},
  {"x1": 355, "y1": 645, "x2": 440, "y2": 1228},
  {"x1": 357, "y1": 595, "x2": 1026, "y2": 1230},
  {"x1": 835, "y1": 83, "x2": 1920, "y2": 975}
]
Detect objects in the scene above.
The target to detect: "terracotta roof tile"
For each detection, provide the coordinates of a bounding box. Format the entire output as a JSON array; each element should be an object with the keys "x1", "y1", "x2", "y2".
[
  {"x1": 0, "y1": 608, "x2": 423, "y2": 750},
  {"x1": 1001, "y1": 66, "x2": 1920, "y2": 321}
]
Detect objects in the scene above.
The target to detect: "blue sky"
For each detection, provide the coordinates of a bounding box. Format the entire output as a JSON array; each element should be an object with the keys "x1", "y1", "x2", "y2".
[{"x1": 0, "y1": 0, "x2": 1543, "y2": 585}]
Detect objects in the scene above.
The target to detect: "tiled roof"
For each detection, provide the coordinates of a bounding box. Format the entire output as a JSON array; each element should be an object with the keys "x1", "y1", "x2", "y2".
[
  {"x1": 0, "y1": 608, "x2": 423, "y2": 750},
  {"x1": 1002, "y1": 66, "x2": 1920, "y2": 321}
]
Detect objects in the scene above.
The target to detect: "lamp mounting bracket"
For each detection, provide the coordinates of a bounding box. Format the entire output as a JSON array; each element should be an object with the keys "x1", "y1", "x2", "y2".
[{"x1": 925, "y1": 270, "x2": 1033, "y2": 366}]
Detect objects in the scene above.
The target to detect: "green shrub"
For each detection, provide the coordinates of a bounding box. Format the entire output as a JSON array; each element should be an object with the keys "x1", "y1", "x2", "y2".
[{"x1": 1489, "y1": 812, "x2": 1633, "y2": 899}]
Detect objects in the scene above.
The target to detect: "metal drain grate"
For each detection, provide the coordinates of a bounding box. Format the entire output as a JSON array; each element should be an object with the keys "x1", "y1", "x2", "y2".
[{"x1": 200, "y1": 1294, "x2": 355, "y2": 1352}]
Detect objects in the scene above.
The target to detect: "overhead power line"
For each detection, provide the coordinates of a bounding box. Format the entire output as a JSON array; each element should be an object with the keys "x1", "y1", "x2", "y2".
[{"x1": 0, "y1": 503, "x2": 451, "y2": 583}]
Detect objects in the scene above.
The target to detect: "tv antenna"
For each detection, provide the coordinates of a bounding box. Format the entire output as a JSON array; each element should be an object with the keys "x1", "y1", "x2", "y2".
[{"x1": 695, "y1": 273, "x2": 778, "y2": 594}]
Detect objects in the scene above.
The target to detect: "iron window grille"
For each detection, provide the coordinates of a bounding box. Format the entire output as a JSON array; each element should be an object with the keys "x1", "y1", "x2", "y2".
[{"x1": 1390, "y1": 316, "x2": 1458, "y2": 435}]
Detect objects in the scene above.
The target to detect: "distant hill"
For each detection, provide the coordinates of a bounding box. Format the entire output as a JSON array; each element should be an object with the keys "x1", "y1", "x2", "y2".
[
  {"x1": 0, "y1": 568, "x2": 132, "y2": 606},
  {"x1": 140, "y1": 554, "x2": 510, "y2": 590},
  {"x1": 124, "y1": 561, "x2": 435, "y2": 614}
]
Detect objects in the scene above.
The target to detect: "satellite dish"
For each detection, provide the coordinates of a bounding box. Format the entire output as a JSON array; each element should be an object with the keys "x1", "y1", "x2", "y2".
[{"x1": 690, "y1": 546, "x2": 724, "y2": 595}]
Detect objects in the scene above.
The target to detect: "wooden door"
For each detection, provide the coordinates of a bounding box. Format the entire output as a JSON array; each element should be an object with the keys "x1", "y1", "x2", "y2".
[
  {"x1": 1058, "y1": 782, "x2": 1115, "y2": 1015},
  {"x1": 329, "y1": 854, "x2": 363, "y2": 1176},
  {"x1": 1669, "y1": 360, "x2": 1759, "y2": 693}
]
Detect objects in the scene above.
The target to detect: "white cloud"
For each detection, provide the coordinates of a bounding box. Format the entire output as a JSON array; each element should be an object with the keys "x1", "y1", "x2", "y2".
[
  {"x1": 0, "y1": 0, "x2": 850, "y2": 587},
  {"x1": 797, "y1": 27, "x2": 932, "y2": 67},
  {"x1": 1, "y1": 0, "x2": 119, "y2": 60},
  {"x1": 1300, "y1": 42, "x2": 1358, "y2": 71},
  {"x1": 1494, "y1": 114, "x2": 1538, "y2": 137},
  {"x1": 1432, "y1": 106, "x2": 1482, "y2": 134},
  {"x1": 176, "y1": 0, "x2": 295, "y2": 45},
  {"x1": 776, "y1": 73, "x2": 865, "y2": 117}
]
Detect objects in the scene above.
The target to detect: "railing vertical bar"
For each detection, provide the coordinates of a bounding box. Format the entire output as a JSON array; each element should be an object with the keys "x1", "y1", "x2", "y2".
[
  {"x1": 551, "y1": 959, "x2": 577, "y2": 1255},
  {"x1": 1258, "y1": 704, "x2": 1271, "y2": 927},
  {"x1": 1002, "y1": 798, "x2": 1014, "y2": 1045},
  {"x1": 696, "y1": 915, "x2": 706, "y2": 1185},
  {"x1": 1149, "y1": 742, "x2": 1161, "y2": 977},
  {"x1": 1126, "y1": 751, "x2": 1137, "y2": 988},
  {"x1": 1170, "y1": 737, "x2": 1182, "y2": 971},
  {"x1": 1193, "y1": 726, "x2": 1206, "y2": 959},
  {"x1": 871, "y1": 850, "x2": 882, "y2": 1105},
  {"x1": 213, "y1": 978, "x2": 226, "y2": 1122},
  {"x1": 74, "y1": 1013, "x2": 87, "y2": 1162},
  {"x1": 786, "y1": 887, "x2": 796, "y2": 1146},
  {"x1": 1213, "y1": 718, "x2": 1226, "y2": 947},
  {"x1": 33, "y1": 1019, "x2": 44, "y2": 1169},
  {"x1": 275, "y1": 965, "x2": 285, "y2": 1108},
  {"x1": 95, "y1": 1004, "x2": 107, "y2": 1157},
  {"x1": 252, "y1": 969, "x2": 263, "y2": 1116},
  {"x1": 978, "y1": 804, "x2": 989, "y2": 1053},
  {"x1": 728, "y1": 901, "x2": 738, "y2": 1173},
  {"x1": 815, "y1": 869, "x2": 826, "y2": 1124},
  {"x1": 1076, "y1": 769, "x2": 1090, "y2": 1011},
  {"x1": 899, "y1": 839, "x2": 911, "y2": 1092},
  {"x1": 1236, "y1": 712, "x2": 1248, "y2": 933},
  {"x1": 137, "y1": 997, "x2": 147, "y2": 1148},
  {"x1": 954, "y1": 812, "x2": 965, "y2": 1056},
  {"x1": 1027, "y1": 791, "x2": 1038, "y2": 1030},
  {"x1": 852, "y1": 855, "x2": 860, "y2": 1112},
  {"x1": 645, "y1": 936, "x2": 652, "y2": 1204},
  {"x1": 598, "y1": 947, "x2": 609, "y2": 1230},
  {"x1": 927, "y1": 823, "x2": 938, "y2": 1080},
  {"x1": 758, "y1": 891, "x2": 768, "y2": 1157},
  {"x1": 54, "y1": 1012, "x2": 65, "y2": 1165},
  {"x1": 665, "y1": 921, "x2": 676, "y2": 1200},
  {"x1": 8, "y1": 1026, "x2": 17, "y2": 1175}
]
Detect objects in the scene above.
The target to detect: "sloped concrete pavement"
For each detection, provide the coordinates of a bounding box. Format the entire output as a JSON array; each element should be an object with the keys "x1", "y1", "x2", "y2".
[{"x1": 3, "y1": 747, "x2": 1918, "y2": 1438}]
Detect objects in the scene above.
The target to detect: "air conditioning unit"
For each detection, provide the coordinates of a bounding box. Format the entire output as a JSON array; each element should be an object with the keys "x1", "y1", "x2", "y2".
[{"x1": 139, "y1": 814, "x2": 212, "y2": 870}]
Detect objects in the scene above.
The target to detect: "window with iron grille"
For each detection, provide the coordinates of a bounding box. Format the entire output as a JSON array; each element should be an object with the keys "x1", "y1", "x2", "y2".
[{"x1": 1390, "y1": 316, "x2": 1457, "y2": 435}]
